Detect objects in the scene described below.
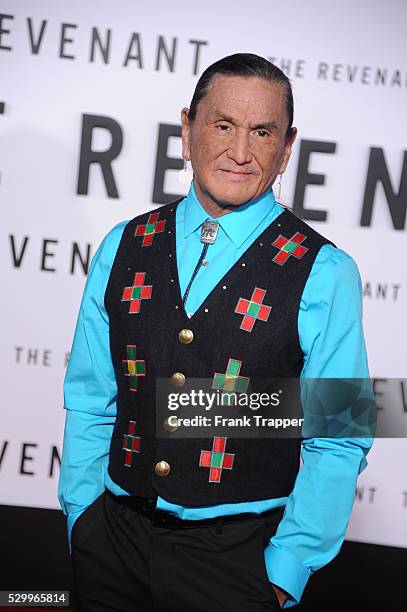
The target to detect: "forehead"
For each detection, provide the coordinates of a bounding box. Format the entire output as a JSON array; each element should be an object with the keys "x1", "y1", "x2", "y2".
[{"x1": 198, "y1": 74, "x2": 286, "y2": 122}]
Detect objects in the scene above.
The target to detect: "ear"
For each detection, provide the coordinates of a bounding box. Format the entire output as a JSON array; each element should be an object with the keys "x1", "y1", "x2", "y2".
[
  {"x1": 279, "y1": 127, "x2": 297, "y2": 174},
  {"x1": 181, "y1": 107, "x2": 191, "y2": 161}
]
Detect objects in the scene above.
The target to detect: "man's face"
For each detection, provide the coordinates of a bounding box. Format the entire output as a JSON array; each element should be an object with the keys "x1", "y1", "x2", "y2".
[{"x1": 181, "y1": 75, "x2": 297, "y2": 210}]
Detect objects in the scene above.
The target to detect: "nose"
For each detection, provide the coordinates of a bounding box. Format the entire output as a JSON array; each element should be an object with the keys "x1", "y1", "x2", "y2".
[{"x1": 226, "y1": 128, "x2": 252, "y2": 165}]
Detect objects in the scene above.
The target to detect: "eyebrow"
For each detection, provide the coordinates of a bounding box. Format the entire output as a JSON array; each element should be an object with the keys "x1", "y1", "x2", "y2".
[{"x1": 210, "y1": 112, "x2": 278, "y2": 131}]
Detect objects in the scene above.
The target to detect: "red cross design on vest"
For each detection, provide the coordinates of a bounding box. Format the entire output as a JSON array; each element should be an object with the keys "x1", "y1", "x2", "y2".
[
  {"x1": 122, "y1": 345, "x2": 145, "y2": 392},
  {"x1": 135, "y1": 212, "x2": 166, "y2": 247},
  {"x1": 271, "y1": 232, "x2": 309, "y2": 266},
  {"x1": 121, "y1": 272, "x2": 152, "y2": 314},
  {"x1": 212, "y1": 358, "x2": 250, "y2": 394},
  {"x1": 199, "y1": 437, "x2": 235, "y2": 483},
  {"x1": 234, "y1": 287, "x2": 272, "y2": 332},
  {"x1": 122, "y1": 420, "x2": 141, "y2": 467}
]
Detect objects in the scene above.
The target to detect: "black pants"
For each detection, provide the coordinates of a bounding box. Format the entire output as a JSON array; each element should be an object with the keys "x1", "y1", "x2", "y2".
[{"x1": 71, "y1": 489, "x2": 283, "y2": 612}]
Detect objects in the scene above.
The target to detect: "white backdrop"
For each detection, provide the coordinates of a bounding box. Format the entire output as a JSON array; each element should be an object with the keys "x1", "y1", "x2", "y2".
[{"x1": 1, "y1": 0, "x2": 406, "y2": 548}]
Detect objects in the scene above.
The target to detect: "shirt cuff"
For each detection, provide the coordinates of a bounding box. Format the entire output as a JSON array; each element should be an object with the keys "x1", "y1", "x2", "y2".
[{"x1": 264, "y1": 543, "x2": 312, "y2": 608}]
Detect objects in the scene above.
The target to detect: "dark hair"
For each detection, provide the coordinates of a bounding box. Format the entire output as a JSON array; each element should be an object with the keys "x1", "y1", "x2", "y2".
[{"x1": 188, "y1": 53, "x2": 294, "y2": 138}]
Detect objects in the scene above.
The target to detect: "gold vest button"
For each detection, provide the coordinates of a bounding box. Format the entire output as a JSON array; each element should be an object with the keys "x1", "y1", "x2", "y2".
[
  {"x1": 163, "y1": 417, "x2": 178, "y2": 432},
  {"x1": 179, "y1": 328, "x2": 194, "y2": 344},
  {"x1": 171, "y1": 372, "x2": 186, "y2": 387},
  {"x1": 155, "y1": 461, "x2": 171, "y2": 477}
]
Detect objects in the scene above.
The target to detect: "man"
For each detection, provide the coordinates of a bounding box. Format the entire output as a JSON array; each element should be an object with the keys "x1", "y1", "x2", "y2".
[{"x1": 58, "y1": 53, "x2": 373, "y2": 610}]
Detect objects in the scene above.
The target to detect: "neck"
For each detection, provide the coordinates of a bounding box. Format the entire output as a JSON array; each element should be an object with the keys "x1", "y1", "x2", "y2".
[{"x1": 192, "y1": 178, "x2": 266, "y2": 219}]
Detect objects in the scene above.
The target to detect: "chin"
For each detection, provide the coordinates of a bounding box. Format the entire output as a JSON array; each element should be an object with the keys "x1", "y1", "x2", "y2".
[{"x1": 207, "y1": 180, "x2": 258, "y2": 207}]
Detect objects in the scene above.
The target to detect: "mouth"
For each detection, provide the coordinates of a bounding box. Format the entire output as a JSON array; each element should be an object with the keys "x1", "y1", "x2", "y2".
[{"x1": 218, "y1": 169, "x2": 254, "y2": 181}]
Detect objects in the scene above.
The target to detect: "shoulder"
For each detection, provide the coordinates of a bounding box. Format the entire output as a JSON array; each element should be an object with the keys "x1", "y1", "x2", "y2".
[
  {"x1": 90, "y1": 199, "x2": 183, "y2": 274},
  {"x1": 282, "y1": 206, "x2": 337, "y2": 249},
  {"x1": 317, "y1": 241, "x2": 359, "y2": 266},
  {"x1": 91, "y1": 220, "x2": 130, "y2": 272},
  {"x1": 313, "y1": 244, "x2": 361, "y2": 284},
  {"x1": 281, "y1": 206, "x2": 362, "y2": 285},
  {"x1": 125, "y1": 199, "x2": 182, "y2": 233},
  {"x1": 91, "y1": 197, "x2": 181, "y2": 264},
  {"x1": 305, "y1": 242, "x2": 363, "y2": 308}
]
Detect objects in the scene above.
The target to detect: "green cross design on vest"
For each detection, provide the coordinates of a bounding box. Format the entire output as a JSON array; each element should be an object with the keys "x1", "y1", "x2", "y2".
[
  {"x1": 121, "y1": 272, "x2": 153, "y2": 314},
  {"x1": 234, "y1": 287, "x2": 272, "y2": 332},
  {"x1": 135, "y1": 212, "x2": 166, "y2": 247},
  {"x1": 199, "y1": 437, "x2": 235, "y2": 483},
  {"x1": 212, "y1": 358, "x2": 250, "y2": 406},
  {"x1": 122, "y1": 420, "x2": 141, "y2": 467},
  {"x1": 122, "y1": 345, "x2": 145, "y2": 392},
  {"x1": 271, "y1": 232, "x2": 309, "y2": 265}
]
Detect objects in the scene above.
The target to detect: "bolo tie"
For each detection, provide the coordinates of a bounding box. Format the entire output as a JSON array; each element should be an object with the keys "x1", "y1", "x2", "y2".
[{"x1": 182, "y1": 220, "x2": 220, "y2": 308}]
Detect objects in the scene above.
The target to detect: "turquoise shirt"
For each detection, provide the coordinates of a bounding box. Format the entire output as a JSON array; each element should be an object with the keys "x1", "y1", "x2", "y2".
[{"x1": 58, "y1": 182, "x2": 372, "y2": 608}]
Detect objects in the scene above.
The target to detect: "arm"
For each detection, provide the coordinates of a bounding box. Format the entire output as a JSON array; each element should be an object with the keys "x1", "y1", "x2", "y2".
[
  {"x1": 265, "y1": 244, "x2": 374, "y2": 608},
  {"x1": 57, "y1": 221, "x2": 127, "y2": 551}
]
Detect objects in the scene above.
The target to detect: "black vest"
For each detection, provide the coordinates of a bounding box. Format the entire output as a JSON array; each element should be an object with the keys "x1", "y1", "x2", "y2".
[{"x1": 104, "y1": 199, "x2": 336, "y2": 505}]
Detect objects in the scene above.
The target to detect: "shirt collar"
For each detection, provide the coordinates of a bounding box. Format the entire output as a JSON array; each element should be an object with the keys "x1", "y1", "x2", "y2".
[{"x1": 183, "y1": 181, "x2": 278, "y2": 248}]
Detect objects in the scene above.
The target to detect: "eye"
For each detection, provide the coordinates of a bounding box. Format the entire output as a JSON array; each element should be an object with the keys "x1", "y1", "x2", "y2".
[
  {"x1": 253, "y1": 129, "x2": 269, "y2": 138},
  {"x1": 216, "y1": 124, "x2": 231, "y2": 131}
]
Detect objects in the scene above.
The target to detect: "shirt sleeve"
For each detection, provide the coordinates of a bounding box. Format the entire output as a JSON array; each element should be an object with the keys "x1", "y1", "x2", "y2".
[
  {"x1": 264, "y1": 243, "x2": 374, "y2": 608},
  {"x1": 57, "y1": 220, "x2": 128, "y2": 550}
]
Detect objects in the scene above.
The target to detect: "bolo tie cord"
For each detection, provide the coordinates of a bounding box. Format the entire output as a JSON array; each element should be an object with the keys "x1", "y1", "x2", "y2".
[{"x1": 182, "y1": 242, "x2": 209, "y2": 307}]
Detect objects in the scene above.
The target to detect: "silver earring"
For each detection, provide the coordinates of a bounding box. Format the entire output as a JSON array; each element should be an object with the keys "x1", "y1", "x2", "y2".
[
  {"x1": 276, "y1": 173, "x2": 283, "y2": 201},
  {"x1": 178, "y1": 158, "x2": 193, "y2": 185}
]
